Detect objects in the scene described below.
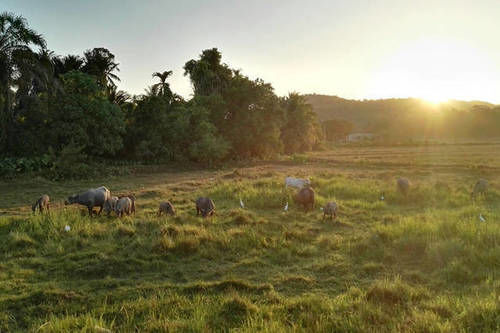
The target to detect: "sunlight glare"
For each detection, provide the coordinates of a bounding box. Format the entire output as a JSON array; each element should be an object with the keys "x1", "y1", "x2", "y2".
[{"x1": 368, "y1": 38, "x2": 496, "y2": 102}]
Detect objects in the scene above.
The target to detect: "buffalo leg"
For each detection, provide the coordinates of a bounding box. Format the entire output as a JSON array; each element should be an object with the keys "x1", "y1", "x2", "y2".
[
  {"x1": 97, "y1": 205, "x2": 103, "y2": 216},
  {"x1": 88, "y1": 206, "x2": 93, "y2": 217}
]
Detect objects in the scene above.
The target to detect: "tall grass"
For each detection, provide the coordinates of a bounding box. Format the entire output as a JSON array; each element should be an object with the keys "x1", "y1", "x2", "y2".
[{"x1": 0, "y1": 168, "x2": 498, "y2": 332}]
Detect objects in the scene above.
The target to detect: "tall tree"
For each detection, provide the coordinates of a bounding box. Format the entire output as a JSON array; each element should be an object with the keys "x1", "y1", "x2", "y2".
[
  {"x1": 280, "y1": 93, "x2": 321, "y2": 153},
  {"x1": 183, "y1": 48, "x2": 232, "y2": 96},
  {"x1": 0, "y1": 12, "x2": 46, "y2": 151}
]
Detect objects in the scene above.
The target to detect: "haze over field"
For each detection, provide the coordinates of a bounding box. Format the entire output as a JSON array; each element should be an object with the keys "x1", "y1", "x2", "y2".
[{"x1": 3, "y1": 0, "x2": 500, "y2": 103}]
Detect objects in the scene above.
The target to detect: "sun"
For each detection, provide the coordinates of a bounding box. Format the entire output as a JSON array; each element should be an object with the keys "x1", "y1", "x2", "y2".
[{"x1": 421, "y1": 94, "x2": 449, "y2": 105}]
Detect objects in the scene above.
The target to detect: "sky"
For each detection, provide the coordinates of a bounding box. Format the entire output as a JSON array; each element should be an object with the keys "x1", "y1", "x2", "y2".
[{"x1": 2, "y1": 0, "x2": 500, "y2": 103}]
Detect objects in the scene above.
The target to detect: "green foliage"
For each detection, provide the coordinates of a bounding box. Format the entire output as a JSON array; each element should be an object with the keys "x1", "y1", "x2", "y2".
[
  {"x1": 0, "y1": 13, "x2": 337, "y2": 169},
  {"x1": 49, "y1": 71, "x2": 125, "y2": 156},
  {"x1": 221, "y1": 74, "x2": 284, "y2": 158},
  {"x1": 0, "y1": 11, "x2": 46, "y2": 151},
  {"x1": 82, "y1": 47, "x2": 120, "y2": 88},
  {"x1": 183, "y1": 48, "x2": 232, "y2": 96},
  {"x1": 185, "y1": 104, "x2": 229, "y2": 165},
  {"x1": 0, "y1": 155, "x2": 51, "y2": 177},
  {"x1": 182, "y1": 50, "x2": 323, "y2": 160},
  {"x1": 124, "y1": 95, "x2": 171, "y2": 159}
]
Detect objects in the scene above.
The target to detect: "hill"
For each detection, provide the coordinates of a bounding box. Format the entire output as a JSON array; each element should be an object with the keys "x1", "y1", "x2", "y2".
[{"x1": 305, "y1": 94, "x2": 498, "y2": 137}]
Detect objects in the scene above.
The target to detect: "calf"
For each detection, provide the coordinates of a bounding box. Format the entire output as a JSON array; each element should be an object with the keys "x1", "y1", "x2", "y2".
[
  {"x1": 322, "y1": 201, "x2": 337, "y2": 221},
  {"x1": 158, "y1": 201, "x2": 176, "y2": 216},
  {"x1": 115, "y1": 196, "x2": 136, "y2": 217},
  {"x1": 32, "y1": 194, "x2": 50, "y2": 214},
  {"x1": 103, "y1": 196, "x2": 119, "y2": 216}
]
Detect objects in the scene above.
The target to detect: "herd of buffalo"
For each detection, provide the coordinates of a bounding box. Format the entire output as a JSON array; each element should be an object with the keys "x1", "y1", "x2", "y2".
[
  {"x1": 31, "y1": 184, "x2": 218, "y2": 219},
  {"x1": 30, "y1": 176, "x2": 489, "y2": 222}
]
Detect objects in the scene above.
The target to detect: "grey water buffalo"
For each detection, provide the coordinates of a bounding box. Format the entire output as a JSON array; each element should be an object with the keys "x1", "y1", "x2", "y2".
[
  {"x1": 32, "y1": 194, "x2": 50, "y2": 214},
  {"x1": 65, "y1": 186, "x2": 111, "y2": 217},
  {"x1": 195, "y1": 197, "x2": 215, "y2": 217}
]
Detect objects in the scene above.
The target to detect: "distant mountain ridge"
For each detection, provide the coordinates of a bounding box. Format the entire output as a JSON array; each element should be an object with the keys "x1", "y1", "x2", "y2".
[{"x1": 305, "y1": 94, "x2": 497, "y2": 132}]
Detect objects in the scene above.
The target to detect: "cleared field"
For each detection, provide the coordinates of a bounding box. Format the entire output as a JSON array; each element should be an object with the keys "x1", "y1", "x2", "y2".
[{"x1": 0, "y1": 144, "x2": 499, "y2": 332}]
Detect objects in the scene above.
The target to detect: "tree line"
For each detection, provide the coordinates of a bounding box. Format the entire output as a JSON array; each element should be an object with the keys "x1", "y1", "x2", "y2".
[{"x1": 0, "y1": 12, "x2": 322, "y2": 176}]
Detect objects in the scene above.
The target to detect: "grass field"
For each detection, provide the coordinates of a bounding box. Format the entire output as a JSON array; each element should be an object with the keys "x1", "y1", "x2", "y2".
[{"x1": 0, "y1": 144, "x2": 499, "y2": 332}]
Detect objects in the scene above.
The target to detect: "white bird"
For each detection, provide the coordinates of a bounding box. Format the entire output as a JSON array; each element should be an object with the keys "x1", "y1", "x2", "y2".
[
  {"x1": 320, "y1": 207, "x2": 324, "y2": 211},
  {"x1": 64, "y1": 225, "x2": 71, "y2": 232},
  {"x1": 380, "y1": 193, "x2": 385, "y2": 201},
  {"x1": 479, "y1": 214, "x2": 486, "y2": 223},
  {"x1": 283, "y1": 202, "x2": 289, "y2": 212},
  {"x1": 239, "y1": 198, "x2": 245, "y2": 209}
]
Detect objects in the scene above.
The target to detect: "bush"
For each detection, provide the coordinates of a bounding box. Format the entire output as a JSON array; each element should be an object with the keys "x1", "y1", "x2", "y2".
[{"x1": 0, "y1": 155, "x2": 52, "y2": 177}]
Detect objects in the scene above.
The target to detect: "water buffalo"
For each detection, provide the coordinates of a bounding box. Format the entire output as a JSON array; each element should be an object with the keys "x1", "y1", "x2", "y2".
[
  {"x1": 294, "y1": 187, "x2": 315, "y2": 211},
  {"x1": 195, "y1": 197, "x2": 215, "y2": 217},
  {"x1": 158, "y1": 201, "x2": 176, "y2": 216},
  {"x1": 65, "y1": 186, "x2": 111, "y2": 217}
]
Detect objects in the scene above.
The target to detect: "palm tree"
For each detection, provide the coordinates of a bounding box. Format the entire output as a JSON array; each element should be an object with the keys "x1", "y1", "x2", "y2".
[
  {"x1": 0, "y1": 12, "x2": 46, "y2": 148},
  {"x1": 15, "y1": 49, "x2": 63, "y2": 98},
  {"x1": 107, "y1": 84, "x2": 131, "y2": 107},
  {"x1": 152, "y1": 70, "x2": 173, "y2": 98},
  {"x1": 53, "y1": 54, "x2": 84, "y2": 77},
  {"x1": 82, "y1": 47, "x2": 120, "y2": 88}
]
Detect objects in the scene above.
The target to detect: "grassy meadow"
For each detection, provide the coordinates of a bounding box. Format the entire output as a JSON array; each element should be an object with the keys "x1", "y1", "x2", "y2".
[{"x1": 0, "y1": 144, "x2": 499, "y2": 332}]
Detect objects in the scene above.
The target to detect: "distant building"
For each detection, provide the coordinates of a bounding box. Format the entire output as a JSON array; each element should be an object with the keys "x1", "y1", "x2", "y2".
[{"x1": 346, "y1": 133, "x2": 376, "y2": 142}]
